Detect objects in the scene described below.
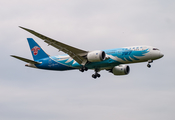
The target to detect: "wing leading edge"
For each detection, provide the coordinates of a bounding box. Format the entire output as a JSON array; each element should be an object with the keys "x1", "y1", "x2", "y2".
[{"x1": 19, "y1": 26, "x2": 88, "y2": 65}]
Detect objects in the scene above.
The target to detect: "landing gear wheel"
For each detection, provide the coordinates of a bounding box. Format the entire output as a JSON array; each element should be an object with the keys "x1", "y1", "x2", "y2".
[
  {"x1": 79, "y1": 68, "x2": 84, "y2": 72},
  {"x1": 147, "y1": 60, "x2": 153, "y2": 68},
  {"x1": 97, "y1": 73, "x2": 101, "y2": 78},
  {"x1": 92, "y1": 73, "x2": 101, "y2": 79},
  {"x1": 84, "y1": 66, "x2": 88, "y2": 71},
  {"x1": 92, "y1": 74, "x2": 97, "y2": 79},
  {"x1": 79, "y1": 66, "x2": 88, "y2": 72},
  {"x1": 92, "y1": 68, "x2": 101, "y2": 79},
  {"x1": 147, "y1": 64, "x2": 151, "y2": 68}
]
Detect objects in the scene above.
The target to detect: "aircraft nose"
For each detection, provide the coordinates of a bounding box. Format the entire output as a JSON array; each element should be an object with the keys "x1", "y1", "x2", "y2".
[{"x1": 159, "y1": 52, "x2": 164, "y2": 58}]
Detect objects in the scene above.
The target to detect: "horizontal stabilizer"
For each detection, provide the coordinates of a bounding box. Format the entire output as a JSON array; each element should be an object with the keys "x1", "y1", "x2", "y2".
[{"x1": 11, "y1": 55, "x2": 41, "y2": 64}]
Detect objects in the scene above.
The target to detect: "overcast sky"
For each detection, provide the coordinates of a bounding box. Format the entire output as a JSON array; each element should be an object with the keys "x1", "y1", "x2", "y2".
[{"x1": 0, "y1": 0, "x2": 175, "y2": 120}]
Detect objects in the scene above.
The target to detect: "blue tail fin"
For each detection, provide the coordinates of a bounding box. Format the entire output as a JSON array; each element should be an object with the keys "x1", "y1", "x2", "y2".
[{"x1": 27, "y1": 38, "x2": 49, "y2": 61}]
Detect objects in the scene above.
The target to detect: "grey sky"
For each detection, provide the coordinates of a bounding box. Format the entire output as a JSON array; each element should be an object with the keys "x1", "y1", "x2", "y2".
[{"x1": 0, "y1": 0, "x2": 175, "y2": 120}]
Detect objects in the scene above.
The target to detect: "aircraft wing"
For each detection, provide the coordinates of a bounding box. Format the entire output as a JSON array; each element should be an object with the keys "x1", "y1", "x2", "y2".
[
  {"x1": 19, "y1": 26, "x2": 88, "y2": 65},
  {"x1": 11, "y1": 55, "x2": 41, "y2": 64}
]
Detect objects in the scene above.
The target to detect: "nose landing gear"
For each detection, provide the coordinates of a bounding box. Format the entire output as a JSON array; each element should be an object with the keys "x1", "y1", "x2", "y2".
[
  {"x1": 147, "y1": 60, "x2": 153, "y2": 68},
  {"x1": 147, "y1": 64, "x2": 151, "y2": 68}
]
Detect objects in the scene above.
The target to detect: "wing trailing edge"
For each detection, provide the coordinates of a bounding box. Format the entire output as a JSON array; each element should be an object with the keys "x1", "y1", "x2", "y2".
[{"x1": 19, "y1": 26, "x2": 88, "y2": 65}]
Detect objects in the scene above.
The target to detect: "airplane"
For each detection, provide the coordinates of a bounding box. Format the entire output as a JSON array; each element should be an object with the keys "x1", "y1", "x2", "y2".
[{"x1": 11, "y1": 26, "x2": 164, "y2": 79}]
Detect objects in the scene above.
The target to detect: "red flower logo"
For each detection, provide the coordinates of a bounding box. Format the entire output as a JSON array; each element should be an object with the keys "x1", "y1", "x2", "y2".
[{"x1": 32, "y1": 46, "x2": 40, "y2": 56}]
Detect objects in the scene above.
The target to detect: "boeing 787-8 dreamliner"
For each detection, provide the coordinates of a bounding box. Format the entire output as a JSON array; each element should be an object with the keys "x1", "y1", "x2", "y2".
[{"x1": 11, "y1": 27, "x2": 164, "y2": 79}]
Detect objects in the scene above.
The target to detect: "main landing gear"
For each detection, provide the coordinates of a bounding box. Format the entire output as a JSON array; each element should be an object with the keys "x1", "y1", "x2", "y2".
[
  {"x1": 79, "y1": 66, "x2": 88, "y2": 72},
  {"x1": 92, "y1": 69, "x2": 101, "y2": 79},
  {"x1": 79, "y1": 66, "x2": 101, "y2": 79},
  {"x1": 147, "y1": 60, "x2": 153, "y2": 68}
]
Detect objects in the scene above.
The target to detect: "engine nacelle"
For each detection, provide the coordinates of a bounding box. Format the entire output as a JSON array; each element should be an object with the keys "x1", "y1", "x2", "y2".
[
  {"x1": 112, "y1": 65, "x2": 130, "y2": 75},
  {"x1": 87, "y1": 50, "x2": 106, "y2": 62}
]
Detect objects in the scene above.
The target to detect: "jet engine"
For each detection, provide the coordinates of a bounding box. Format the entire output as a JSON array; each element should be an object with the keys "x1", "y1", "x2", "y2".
[
  {"x1": 87, "y1": 50, "x2": 106, "y2": 62},
  {"x1": 111, "y1": 65, "x2": 130, "y2": 75}
]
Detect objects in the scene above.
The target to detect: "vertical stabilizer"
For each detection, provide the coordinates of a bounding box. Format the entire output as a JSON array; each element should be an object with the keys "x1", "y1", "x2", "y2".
[{"x1": 27, "y1": 38, "x2": 49, "y2": 61}]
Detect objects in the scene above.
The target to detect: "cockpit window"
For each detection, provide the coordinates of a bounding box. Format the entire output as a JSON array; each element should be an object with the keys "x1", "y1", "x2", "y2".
[{"x1": 153, "y1": 48, "x2": 159, "y2": 50}]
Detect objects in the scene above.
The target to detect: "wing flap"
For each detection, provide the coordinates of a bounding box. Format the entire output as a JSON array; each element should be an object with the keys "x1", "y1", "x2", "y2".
[
  {"x1": 11, "y1": 55, "x2": 41, "y2": 64},
  {"x1": 19, "y1": 26, "x2": 88, "y2": 65}
]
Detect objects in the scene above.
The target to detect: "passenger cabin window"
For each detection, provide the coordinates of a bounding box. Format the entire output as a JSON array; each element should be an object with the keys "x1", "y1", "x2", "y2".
[{"x1": 153, "y1": 48, "x2": 159, "y2": 50}]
